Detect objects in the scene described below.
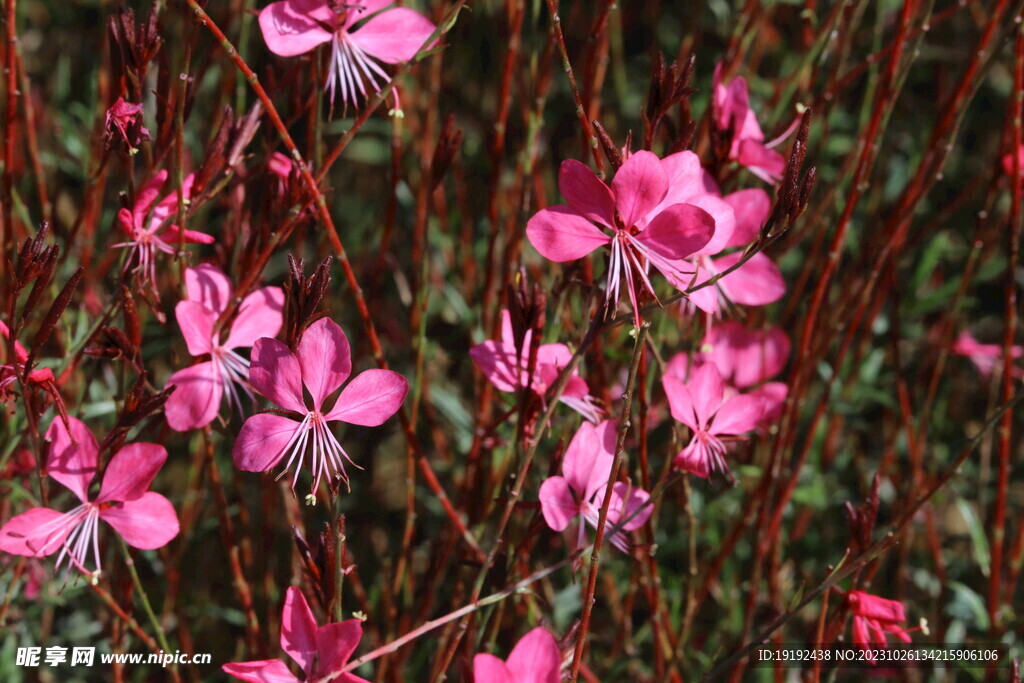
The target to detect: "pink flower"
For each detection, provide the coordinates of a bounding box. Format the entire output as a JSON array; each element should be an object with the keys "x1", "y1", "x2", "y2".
[
  {"x1": 663, "y1": 363, "x2": 764, "y2": 480},
  {"x1": 258, "y1": 0, "x2": 436, "y2": 109},
  {"x1": 525, "y1": 151, "x2": 716, "y2": 322},
  {"x1": 233, "y1": 318, "x2": 409, "y2": 500},
  {"x1": 847, "y1": 590, "x2": 912, "y2": 662},
  {"x1": 538, "y1": 421, "x2": 651, "y2": 552},
  {"x1": 164, "y1": 264, "x2": 285, "y2": 431},
  {"x1": 470, "y1": 310, "x2": 601, "y2": 423},
  {"x1": 473, "y1": 626, "x2": 561, "y2": 683},
  {"x1": 0, "y1": 320, "x2": 59, "y2": 402},
  {"x1": 0, "y1": 416, "x2": 179, "y2": 583},
  {"x1": 666, "y1": 321, "x2": 789, "y2": 425},
  {"x1": 656, "y1": 153, "x2": 784, "y2": 314},
  {"x1": 223, "y1": 586, "x2": 369, "y2": 683},
  {"x1": 104, "y1": 97, "x2": 150, "y2": 151},
  {"x1": 712, "y1": 63, "x2": 787, "y2": 183},
  {"x1": 113, "y1": 170, "x2": 214, "y2": 286},
  {"x1": 952, "y1": 331, "x2": 1023, "y2": 379}
]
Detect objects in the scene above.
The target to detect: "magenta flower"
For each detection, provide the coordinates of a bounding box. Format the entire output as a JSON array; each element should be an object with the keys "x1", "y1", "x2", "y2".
[
  {"x1": 113, "y1": 170, "x2": 214, "y2": 286},
  {"x1": 259, "y1": 0, "x2": 436, "y2": 110},
  {"x1": 164, "y1": 264, "x2": 285, "y2": 431},
  {"x1": 663, "y1": 363, "x2": 764, "y2": 480},
  {"x1": 470, "y1": 310, "x2": 601, "y2": 423},
  {"x1": 538, "y1": 421, "x2": 651, "y2": 552},
  {"x1": 666, "y1": 321, "x2": 789, "y2": 425},
  {"x1": 473, "y1": 627, "x2": 561, "y2": 683},
  {"x1": 712, "y1": 63, "x2": 787, "y2": 183},
  {"x1": 104, "y1": 97, "x2": 150, "y2": 151},
  {"x1": 847, "y1": 590, "x2": 913, "y2": 662},
  {"x1": 525, "y1": 151, "x2": 716, "y2": 322},
  {"x1": 223, "y1": 586, "x2": 369, "y2": 683},
  {"x1": 1, "y1": 320, "x2": 59, "y2": 403},
  {"x1": 0, "y1": 416, "x2": 179, "y2": 584},
  {"x1": 952, "y1": 331, "x2": 1023, "y2": 380},
  {"x1": 233, "y1": 318, "x2": 409, "y2": 500},
  {"x1": 654, "y1": 151, "x2": 784, "y2": 314}
]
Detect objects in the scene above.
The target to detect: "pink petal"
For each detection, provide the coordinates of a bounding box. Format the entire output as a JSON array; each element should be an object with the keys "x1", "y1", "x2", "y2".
[
  {"x1": 349, "y1": 8, "x2": 437, "y2": 64},
  {"x1": 683, "y1": 265, "x2": 720, "y2": 314},
  {"x1": 472, "y1": 654, "x2": 514, "y2": 683},
  {"x1": 664, "y1": 351, "x2": 693, "y2": 380},
  {"x1": 298, "y1": 318, "x2": 353, "y2": 410},
  {"x1": 185, "y1": 264, "x2": 233, "y2": 314},
  {"x1": 149, "y1": 174, "x2": 194, "y2": 230},
  {"x1": 325, "y1": 369, "x2": 408, "y2": 426},
  {"x1": 736, "y1": 140, "x2": 785, "y2": 181},
  {"x1": 687, "y1": 363, "x2": 725, "y2": 428},
  {"x1": 713, "y1": 252, "x2": 786, "y2": 306},
  {"x1": 281, "y1": 587, "x2": 318, "y2": 676},
  {"x1": 734, "y1": 328, "x2": 790, "y2": 387},
  {"x1": 662, "y1": 375, "x2": 698, "y2": 431},
  {"x1": 341, "y1": 0, "x2": 395, "y2": 29},
  {"x1": 750, "y1": 382, "x2": 787, "y2": 424},
  {"x1": 250, "y1": 337, "x2": 306, "y2": 412},
  {"x1": 612, "y1": 150, "x2": 669, "y2": 228},
  {"x1": 534, "y1": 342, "x2": 574, "y2": 371},
  {"x1": 45, "y1": 416, "x2": 98, "y2": 503},
  {"x1": 175, "y1": 300, "x2": 216, "y2": 357},
  {"x1": 635, "y1": 203, "x2": 714, "y2": 260},
  {"x1": 100, "y1": 492, "x2": 179, "y2": 550},
  {"x1": 134, "y1": 171, "x2": 168, "y2": 223},
  {"x1": 160, "y1": 225, "x2": 215, "y2": 245},
  {"x1": 233, "y1": 414, "x2": 303, "y2": 472},
  {"x1": 526, "y1": 206, "x2": 610, "y2": 262},
  {"x1": 97, "y1": 442, "x2": 168, "y2": 503},
  {"x1": 674, "y1": 438, "x2": 710, "y2": 479},
  {"x1": 723, "y1": 189, "x2": 771, "y2": 247},
  {"x1": 164, "y1": 361, "x2": 223, "y2": 432},
  {"x1": 852, "y1": 616, "x2": 872, "y2": 650},
  {"x1": 538, "y1": 476, "x2": 579, "y2": 532},
  {"x1": 558, "y1": 159, "x2": 615, "y2": 225},
  {"x1": 687, "y1": 195, "x2": 735, "y2": 256},
  {"x1": 258, "y1": 0, "x2": 334, "y2": 58},
  {"x1": 656, "y1": 151, "x2": 707, "y2": 210},
  {"x1": 608, "y1": 481, "x2": 652, "y2": 531},
  {"x1": 0, "y1": 507, "x2": 77, "y2": 557},
  {"x1": 225, "y1": 287, "x2": 285, "y2": 349},
  {"x1": 469, "y1": 341, "x2": 520, "y2": 393},
  {"x1": 709, "y1": 394, "x2": 763, "y2": 436},
  {"x1": 223, "y1": 659, "x2": 301, "y2": 683},
  {"x1": 562, "y1": 421, "x2": 615, "y2": 500},
  {"x1": 504, "y1": 627, "x2": 561, "y2": 683},
  {"x1": 315, "y1": 619, "x2": 363, "y2": 672},
  {"x1": 849, "y1": 591, "x2": 907, "y2": 623}
]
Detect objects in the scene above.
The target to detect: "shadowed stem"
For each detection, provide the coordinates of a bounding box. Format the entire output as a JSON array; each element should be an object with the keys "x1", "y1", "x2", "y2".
[
  {"x1": 116, "y1": 538, "x2": 181, "y2": 683},
  {"x1": 568, "y1": 322, "x2": 648, "y2": 680}
]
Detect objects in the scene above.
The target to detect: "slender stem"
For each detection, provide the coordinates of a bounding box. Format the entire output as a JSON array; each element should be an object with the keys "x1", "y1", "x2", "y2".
[{"x1": 568, "y1": 322, "x2": 648, "y2": 680}]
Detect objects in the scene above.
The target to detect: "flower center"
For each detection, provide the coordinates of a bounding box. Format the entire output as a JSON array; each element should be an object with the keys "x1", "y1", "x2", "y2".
[{"x1": 275, "y1": 411, "x2": 360, "y2": 500}]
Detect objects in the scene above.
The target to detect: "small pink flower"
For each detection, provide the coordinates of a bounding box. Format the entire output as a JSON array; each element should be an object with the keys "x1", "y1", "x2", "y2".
[
  {"x1": 538, "y1": 421, "x2": 652, "y2": 552},
  {"x1": 663, "y1": 363, "x2": 764, "y2": 480},
  {"x1": 0, "y1": 320, "x2": 59, "y2": 403},
  {"x1": 223, "y1": 586, "x2": 369, "y2": 683},
  {"x1": 104, "y1": 97, "x2": 150, "y2": 151},
  {"x1": 233, "y1": 318, "x2": 409, "y2": 499},
  {"x1": 847, "y1": 590, "x2": 913, "y2": 663},
  {"x1": 470, "y1": 310, "x2": 601, "y2": 423},
  {"x1": 712, "y1": 63, "x2": 787, "y2": 183},
  {"x1": 666, "y1": 321, "x2": 789, "y2": 427},
  {"x1": 259, "y1": 0, "x2": 436, "y2": 110},
  {"x1": 473, "y1": 626, "x2": 561, "y2": 683},
  {"x1": 164, "y1": 264, "x2": 285, "y2": 431},
  {"x1": 113, "y1": 170, "x2": 214, "y2": 286},
  {"x1": 525, "y1": 151, "x2": 716, "y2": 322},
  {"x1": 0, "y1": 416, "x2": 179, "y2": 583},
  {"x1": 952, "y1": 331, "x2": 1023, "y2": 379}
]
